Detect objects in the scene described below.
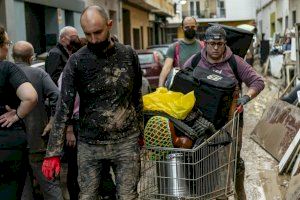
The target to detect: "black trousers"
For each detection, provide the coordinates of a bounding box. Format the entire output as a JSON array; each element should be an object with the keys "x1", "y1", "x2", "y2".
[{"x1": 0, "y1": 129, "x2": 27, "y2": 200}]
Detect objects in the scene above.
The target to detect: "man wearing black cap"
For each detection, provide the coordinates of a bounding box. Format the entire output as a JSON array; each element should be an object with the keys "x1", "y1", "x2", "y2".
[{"x1": 184, "y1": 25, "x2": 265, "y2": 200}]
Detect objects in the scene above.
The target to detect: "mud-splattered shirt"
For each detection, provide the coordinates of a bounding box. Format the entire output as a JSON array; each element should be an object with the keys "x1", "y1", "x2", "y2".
[{"x1": 46, "y1": 42, "x2": 143, "y2": 157}]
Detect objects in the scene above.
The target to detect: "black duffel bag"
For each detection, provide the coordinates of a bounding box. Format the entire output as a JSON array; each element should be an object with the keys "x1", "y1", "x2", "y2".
[
  {"x1": 193, "y1": 66, "x2": 236, "y2": 129},
  {"x1": 170, "y1": 52, "x2": 239, "y2": 129}
]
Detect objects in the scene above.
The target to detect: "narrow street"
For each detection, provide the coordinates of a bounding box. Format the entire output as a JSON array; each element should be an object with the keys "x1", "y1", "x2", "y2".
[{"x1": 242, "y1": 62, "x2": 290, "y2": 200}]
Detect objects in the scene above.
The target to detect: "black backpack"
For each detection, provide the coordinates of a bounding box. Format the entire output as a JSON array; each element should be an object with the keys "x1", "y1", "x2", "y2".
[{"x1": 170, "y1": 52, "x2": 241, "y2": 129}]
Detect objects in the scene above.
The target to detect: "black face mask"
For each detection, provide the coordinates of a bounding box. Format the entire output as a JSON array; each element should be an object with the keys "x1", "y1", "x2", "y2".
[
  {"x1": 68, "y1": 39, "x2": 83, "y2": 54},
  {"x1": 184, "y1": 28, "x2": 196, "y2": 39},
  {"x1": 87, "y1": 37, "x2": 110, "y2": 53}
]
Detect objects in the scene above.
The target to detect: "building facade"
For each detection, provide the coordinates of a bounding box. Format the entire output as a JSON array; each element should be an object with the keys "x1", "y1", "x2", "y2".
[
  {"x1": 0, "y1": 0, "x2": 86, "y2": 54},
  {"x1": 255, "y1": 0, "x2": 300, "y2": 40},
  {"x1": 166, "y1": 0, "x2": 256, "y2": 43},
  {"x1": 120, "y1": 0, "x2": 174, "y2": 49},
  {"x1": 0, "y1": 0, "x2": 175, "y2": 55}
]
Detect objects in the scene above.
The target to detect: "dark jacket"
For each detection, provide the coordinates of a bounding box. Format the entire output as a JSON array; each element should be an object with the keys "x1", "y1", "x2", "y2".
[
  {"x1": 46, "y1": 42, "x2": 143, "y2": 157},
  {"x1": 17, "y1": 62, "x2": 59, "y2": 153},
  {"x1": 45, "y1": 43, "x2": 69, "y2": 84}
]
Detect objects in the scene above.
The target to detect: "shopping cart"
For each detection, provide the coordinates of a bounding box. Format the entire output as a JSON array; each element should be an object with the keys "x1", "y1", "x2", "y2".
[{"x1": 139, "y1": 112, "x2": 240, "y2": 200}]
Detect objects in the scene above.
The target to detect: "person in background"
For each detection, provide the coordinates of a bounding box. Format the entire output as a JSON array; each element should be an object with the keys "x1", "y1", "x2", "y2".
[
  {"x1": 12, "y1": 41, "x2": 63, "y2": 200},
  {"x1": 0, "y1": 25, "x2": 38, "y2": 200},
  {"x1": 45, "y1": 26, "x2": 80, "y2": 84},
  {"x1": 158, "y1": 16, "x2": 203, "y2": 87}
]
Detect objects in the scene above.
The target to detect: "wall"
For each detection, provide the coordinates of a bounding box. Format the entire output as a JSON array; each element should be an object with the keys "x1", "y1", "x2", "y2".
[
  {"x1": 73, "y1": 12, "x2": 85, "y2": 37},
  {"x1": 225, "y1": 0, "x2": 255, "y2": 21},
  {"x1": 45, "y1": 7, "x2": 59, "y2": 37},
  {"x1": 122, "y1": 3, "x2": 149, "y2": 49},
  {"x1": 289, "y1": 0, "x2": 300, "y2": 26},
  {"x1": 256, "y1": 0, "x2": 276, "y2": 40},
  {"x1": 276, "y1": 0, "x2": 289, "y2": 34},
  {"x1": 14, "y1": 1, "x2": 26, "y2": 41}
]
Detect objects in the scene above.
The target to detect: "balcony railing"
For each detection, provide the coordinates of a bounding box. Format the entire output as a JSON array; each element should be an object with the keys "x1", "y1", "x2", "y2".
[{"x1": 182, "y1": 10, "x2": 219, "y2": 19}]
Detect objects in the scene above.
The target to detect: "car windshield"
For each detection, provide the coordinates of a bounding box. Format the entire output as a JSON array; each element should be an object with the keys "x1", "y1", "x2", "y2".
[{"x1": 138, "y1": 54, "x2": 154, "y2": 64}]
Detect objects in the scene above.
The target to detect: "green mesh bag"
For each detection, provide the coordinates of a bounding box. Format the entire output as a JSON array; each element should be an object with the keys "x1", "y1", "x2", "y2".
[{"x1": 144, "y1": 116, "x2": 174, "y2": 160}]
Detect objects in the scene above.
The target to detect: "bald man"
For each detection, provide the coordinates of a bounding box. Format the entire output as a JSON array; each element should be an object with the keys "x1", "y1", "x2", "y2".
[
  {"x1": 45, "y1": 26, "x2": 80, "y2": 84},
  {"x1": 158, "y1": 16, "x2": 203, "y2": 87},
  {"x1": 12, "y1": 41, "x2": 62, "y2": 200},
  {"x1": 42, "y1": 5, "x2": 143, "y2": 200}
]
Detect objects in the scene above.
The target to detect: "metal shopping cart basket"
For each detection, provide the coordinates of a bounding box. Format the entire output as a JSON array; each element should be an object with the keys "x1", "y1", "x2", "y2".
[{"x1": 139, "y1": 112, "x2": 240, "y2": 200}]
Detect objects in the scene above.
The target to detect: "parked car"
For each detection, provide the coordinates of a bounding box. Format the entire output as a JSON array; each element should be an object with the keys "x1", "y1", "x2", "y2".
[
  {"x1": 137, "y1": 50, "x2": 164, "y2": 88},
  {"x1": 147, "y1": 44, "x2": 171, "y2": 60}
]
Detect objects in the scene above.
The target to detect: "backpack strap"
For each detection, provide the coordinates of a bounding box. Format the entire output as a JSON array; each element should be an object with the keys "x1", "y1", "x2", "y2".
[
  {"x1": 228, "y1": 55, "x2": 241, "y2": 87},
  {"x1": 191, "y1": 51, "x2": 202, "y2": 69},
  {"x1": 173, "y1": 42, "x2": 180, "y2": 67}
]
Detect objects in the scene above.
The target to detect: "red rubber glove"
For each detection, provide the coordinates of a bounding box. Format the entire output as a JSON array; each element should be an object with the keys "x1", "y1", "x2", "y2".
[
  {"x1": 42, "y1": 156, "x2": 61, "y2": 180},
  {"x1": 236, "y1": 104, "x2": 244, "y2": 113}
]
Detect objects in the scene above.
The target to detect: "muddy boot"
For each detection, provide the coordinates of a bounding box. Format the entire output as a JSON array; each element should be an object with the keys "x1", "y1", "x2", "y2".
[{"x1": 235, "y1": 158, "x2": 246, "y2": 200}]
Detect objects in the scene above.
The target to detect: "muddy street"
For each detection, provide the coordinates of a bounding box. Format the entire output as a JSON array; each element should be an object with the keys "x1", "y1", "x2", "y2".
[{"x1": 242, "y1": 72, "x2": 290, "y2": 200}]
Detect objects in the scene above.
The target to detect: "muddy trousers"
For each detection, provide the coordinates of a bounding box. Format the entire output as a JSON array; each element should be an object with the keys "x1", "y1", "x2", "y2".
[{"x1": 77, "y1": 135, "x2": 141, "y2": 200}]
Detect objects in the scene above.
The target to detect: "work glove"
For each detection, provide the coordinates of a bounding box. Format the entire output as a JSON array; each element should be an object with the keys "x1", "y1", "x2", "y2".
[
  {"x1": 42, "y1": 156, "x2": 61, "y2": 180},
  {"x1": 236, "y1": 95, "x2": 251, "y2": 113}
]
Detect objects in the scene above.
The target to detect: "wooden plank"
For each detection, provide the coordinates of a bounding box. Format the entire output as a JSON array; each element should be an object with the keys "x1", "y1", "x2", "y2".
[
  {"x1": 286, "y1": 144, "x2": 300, "y2": 173},
  {"x1": 278, "y1": 129, "x2": 300, "y2": 174},
  {"x1": 251, "y1": 99, "x2": 300, "y2": 161},
  {"x1": 291, "y1": 152, "x2": 300, "y2": 176},
  {"x1": 285, "y1": 174, "x2": 300, "y2": 199},
  {"x1": 263, "y1": 56, "x2": 270, "y2": 76},
  {"x1": 259, "y1": 170, "x2": 283, "y2": 200}
]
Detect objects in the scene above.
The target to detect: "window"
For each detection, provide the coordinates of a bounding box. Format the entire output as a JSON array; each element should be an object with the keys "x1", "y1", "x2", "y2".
[
  {"x1": 285, "y1": 16, "x2": 288, "y2": 29},
  {"x1": 190, "y1": 1, "x2": 195, "y2": 16},
  {"x1": 292, "y1": 11, "x2": 296, "y2": 25},
  {"x1": 196, "y1": 2, "x2": 200, "y2": 18},
  {"x1": 220, "y1": 1, "x2": 225, "y2": 8},
  {"x1": 219, "y1": 1, "x2": 225, "y2": 17}
]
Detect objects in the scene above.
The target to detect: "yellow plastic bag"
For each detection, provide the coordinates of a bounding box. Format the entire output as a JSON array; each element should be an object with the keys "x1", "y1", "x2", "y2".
[{"x1": 143, "y1": 87, "x2": 195, "y2": 120}]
